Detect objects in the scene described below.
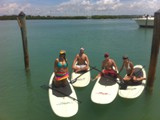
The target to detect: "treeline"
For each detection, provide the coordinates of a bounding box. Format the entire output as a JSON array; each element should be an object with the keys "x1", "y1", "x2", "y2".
[
  {"x1": 0, "y1": 15, "x2": 18, "y2": 20},
  {"x1": 27, "y1": 15, "x2": 88, "y2": 20},
  {"x1": 0, "y1": 15, "x2": 141, "y2": 20},
  {"x1": 91, "y1": 15, "x2": 140, "y2": 19}
]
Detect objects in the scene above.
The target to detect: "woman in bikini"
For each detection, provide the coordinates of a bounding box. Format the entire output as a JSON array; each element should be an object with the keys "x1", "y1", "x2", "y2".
[
  {"x1": 119, "y1": 55, "x2": 134, "y2": 81},
  {"x1": 53, "y1": 50, "x2": 69, "y2": 87},
  {"x1": 119, "y1": 55, "x2": 146, "y2": 82}
]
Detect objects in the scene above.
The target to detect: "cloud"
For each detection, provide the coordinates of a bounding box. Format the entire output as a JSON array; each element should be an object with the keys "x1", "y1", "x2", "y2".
[
  {"x1": 52, "y1": 0, "x2": 159, "y2": 15},
  {"x1": 130, "y1": 0, "x2": 159, "y2": 9},
  {"x1": 124, "y1": 0, "x2": 159, "y2": 14},
  {"x1": 0, "y1": 2, "x2": 31, "y2": 15},
  {"x1": 0, "y1": 0, "x2": 159, "y2": 16},
  {"x1": 52, "y1": 0, "x2": 123, "y2": 15},
  {"x1": 94, "y1": 0, "x2": 122, "y2": 11}
]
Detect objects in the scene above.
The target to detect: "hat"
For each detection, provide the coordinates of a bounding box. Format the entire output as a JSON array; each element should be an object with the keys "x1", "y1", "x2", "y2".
[
  {"x1": 59, "y1": 50, "x2": 66, "y2": 55},
  {"x1": 122, "y1": 55, "x2": 128, "y2": 59},
  {"x1": 104, "y1": 52, "x2": 109, "y2": 58},
  {"x1": 80, "y1": 47, "x2": 84, "y2": 51}
]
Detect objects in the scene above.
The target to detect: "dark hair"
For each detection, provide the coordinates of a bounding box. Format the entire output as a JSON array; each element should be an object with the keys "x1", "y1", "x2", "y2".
[
  {"x1": 59, "y1": 53, "x2": 67, "y2": 64},
  {"x1": 104, "y1": 52, "x2": 109, "y2": 58},
  {"x1": 122, "y1": 55, "x2": 128, "y2": 59}
]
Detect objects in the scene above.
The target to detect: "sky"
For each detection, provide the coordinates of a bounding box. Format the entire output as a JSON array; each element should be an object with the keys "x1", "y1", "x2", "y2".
[{"x1": 0, "y1": 0, "x2": 160, "y2": 16}]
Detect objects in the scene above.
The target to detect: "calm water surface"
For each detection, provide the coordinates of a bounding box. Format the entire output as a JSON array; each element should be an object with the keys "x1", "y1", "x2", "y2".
[{"x1": 0, "y1": 19, "x2": 160, "y2": 120}]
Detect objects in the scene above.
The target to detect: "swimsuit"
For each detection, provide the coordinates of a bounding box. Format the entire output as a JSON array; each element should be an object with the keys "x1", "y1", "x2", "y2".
[
  {"x1": 55, "y1": 72, "x2": 69, "y2": 81},
  {"x1": 101, "y1": 69, "x2": 117, "y2": 78},
  {"x1": 55, "y1": 61, "x2": 69, "y2": 81},
  {"x1": 57, "y1": 62, "x2": 68, "y2": 68},
  {"x1": 124, "y1": 62, "x2": 133, "y2": 76},
  {"x1": 75, "y1": 65, "x2": 86, "y2": 69},
  {"x1": 124, "y1": 63, "x2": 131, "y2": 70}
]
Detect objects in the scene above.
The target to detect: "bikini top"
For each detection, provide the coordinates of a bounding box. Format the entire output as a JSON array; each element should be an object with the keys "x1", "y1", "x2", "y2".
[
  {"x1": 124, "y1": 62, "x2": 131, "y2": 70},
  {"x1": 57, "y1": 61, "x2": 68, "y2": 68}
]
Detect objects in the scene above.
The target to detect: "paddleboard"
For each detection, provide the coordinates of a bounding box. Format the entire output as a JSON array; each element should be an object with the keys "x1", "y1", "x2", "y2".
[
  {"x1": 48, "y1": 72, "x2": 78, "y2": 117},
  {"x1": 118, "y1": 65, "x2": 146, "y2": 99},
  {"x1": 71, "y1": 69, "x2": 91, "y2": 87},
  {"x1": 91, "y1": 76, "x2": 119, "y2": 104}
]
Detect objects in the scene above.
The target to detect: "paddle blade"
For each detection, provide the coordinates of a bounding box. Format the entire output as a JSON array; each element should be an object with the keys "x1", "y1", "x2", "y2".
[
  {"x1": 40, "y1": 84, "x2": 50, "y2": 91},
  {"x1": 119, "y1": 83, "x2": 127, "y2": 90}
]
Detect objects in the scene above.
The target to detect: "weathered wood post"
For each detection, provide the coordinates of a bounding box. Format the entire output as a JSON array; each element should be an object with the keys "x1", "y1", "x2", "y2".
[
  {"x1": 17, "y1": 11, "x2": 30, "y2": 71},
  {"x1": 147, "y1": 10, "x2": 160, "y2": 91}
]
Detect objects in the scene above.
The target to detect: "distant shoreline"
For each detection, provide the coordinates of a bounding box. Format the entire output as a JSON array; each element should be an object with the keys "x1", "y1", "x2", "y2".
[{"x1": 0, "y1": 15, "x2": 142, "y2": 20}]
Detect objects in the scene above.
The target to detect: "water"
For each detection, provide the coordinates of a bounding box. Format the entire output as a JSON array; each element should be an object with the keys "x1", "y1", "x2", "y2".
[{"x1": 0, "y1": 19, "x2": 160, "y2": 120}]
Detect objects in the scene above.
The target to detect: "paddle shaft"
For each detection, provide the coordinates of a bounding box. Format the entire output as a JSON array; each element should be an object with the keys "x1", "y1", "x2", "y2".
[
  {"x1": 70, "y1": 67, "x2": 94, "y2": 84},
  {"x1": 134, "y1": 66, "x2": 145, "y2": 76}
]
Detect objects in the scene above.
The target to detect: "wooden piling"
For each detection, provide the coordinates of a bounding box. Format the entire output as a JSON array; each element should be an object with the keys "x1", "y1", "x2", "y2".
[
  {"x1": 147, "y1": 10, "x2": 160, "y2": 91},
  {"x1": 17, "y1": 11, "x2": 30, "y2": 71}
]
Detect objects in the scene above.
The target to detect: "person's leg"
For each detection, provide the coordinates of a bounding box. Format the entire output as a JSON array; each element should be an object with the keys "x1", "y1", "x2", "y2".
[
  {"x1": 123, "y1": 76, "x2": 132, "y2": 81},
  {"x1": 62, "y1": 79, "x2": 67, "y2": 87},
  {"x1": 53, "y1": 79, "x2": 61, "y2": 87},
  {"x1": 75, "y1": 65, "x2": 87, "y2": 72},
  {"x1": 133, "y1": 76, "x2": 146, "y2": 81}
]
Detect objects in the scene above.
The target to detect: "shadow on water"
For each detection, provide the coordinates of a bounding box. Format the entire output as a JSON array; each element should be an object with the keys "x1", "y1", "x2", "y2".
[
  {"x1": 25, "y1": 70, "x2": 32, "y2": 90},
  {"x1": 24, "y1": 70, "x2": 34, "y2": 119}
]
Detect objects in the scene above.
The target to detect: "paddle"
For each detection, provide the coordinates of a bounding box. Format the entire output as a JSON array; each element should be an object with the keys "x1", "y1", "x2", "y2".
[
  {"x1": 70, "y1": 67, "x2": 95, "y2": 84},
  {"x1": 40, "y1": 84, "x2": 82, "y2": 103},
  {"x1": 89, "y1": 65, "x2": 127, "y2": 89},
  {"x1": 134, "y1": 65, "x2": 145, "y2": 76}
]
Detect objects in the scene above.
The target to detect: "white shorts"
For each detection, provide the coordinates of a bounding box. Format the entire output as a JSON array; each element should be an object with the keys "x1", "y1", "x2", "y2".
[{"x1": 76, "y1": 65, "x2": 86, "y2": 69}]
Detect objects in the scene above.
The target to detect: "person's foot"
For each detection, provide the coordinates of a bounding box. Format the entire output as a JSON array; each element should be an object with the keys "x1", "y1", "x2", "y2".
[
  {"x1": 75, "y1": 69, "x2": 81, "y2": 73},
  {"x1": 134, "y1": 78, "x2": 146, "y2": 81},
  {"x1": 92, "y1": 78, "x2": 97, "y2": 81}
]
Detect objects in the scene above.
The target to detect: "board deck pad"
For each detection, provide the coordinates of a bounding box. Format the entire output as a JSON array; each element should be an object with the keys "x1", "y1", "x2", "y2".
[
  {"x1": 99, "y1": 76, "x2": 117, "y2": 86},
  {"x1": 52, "y1": 82, "x2": 72, "y2": 97}
]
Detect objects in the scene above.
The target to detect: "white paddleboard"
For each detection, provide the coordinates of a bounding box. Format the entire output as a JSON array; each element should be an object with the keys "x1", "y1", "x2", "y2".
[
  {"x1": 91, "y1": 76, "x2": 119, "y2": 104},
  {"x1": 48, "y1": 73, "x2": 78, "y2": 117},
  {"x1": 118, "y1": 65, "x2": 146, "y2": 99},
  {"x1": 71, "y1": 70, "x2": 91, "y2": 87}
]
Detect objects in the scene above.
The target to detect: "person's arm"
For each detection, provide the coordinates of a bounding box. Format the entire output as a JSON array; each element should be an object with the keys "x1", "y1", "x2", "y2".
[
  {"x1": 119, "y1": 62, "x2": 124, "y2": 74},
  {"x1": 112, "y1": 59, "x2": 118, "y2": 72},
  {"x1": 66, "y1": 60, "x2": 69, "y2": 73},
  {"x1": 72, "y1": 55, "x2": 78, "y2": 69},
  {"x1": 85, "y1": 54, "x2": 89, "y2": 67},
  {"x1": 54, "y1": 59, "x2": 58, "y2": 73},
  {"x1": 101, "y1": 60, "x2": 104, "y2": 70},
  {"x1": 129, "y1": 62, "x2": 134, "y2": 76}
]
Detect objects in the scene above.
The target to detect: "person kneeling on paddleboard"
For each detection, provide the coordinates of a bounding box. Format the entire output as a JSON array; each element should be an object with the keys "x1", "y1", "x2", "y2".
[
  {"x1": 72, "y1": 48, "x2": 90, "y2": 73},
  {"x1": 119, "y1": 55, "x2": 146, "y2": 84},
  {"x1": 53, "y1": 50, "x2": 69, "y2": 87},
  {"x1": 95, "y1": 52, "x2": 118, "y2": 79}
]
